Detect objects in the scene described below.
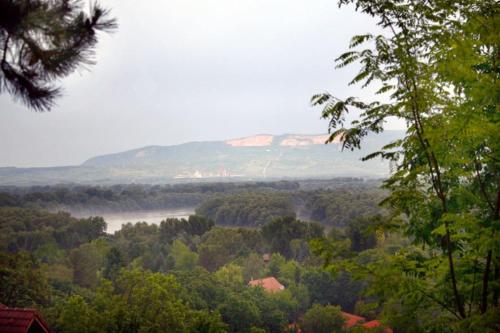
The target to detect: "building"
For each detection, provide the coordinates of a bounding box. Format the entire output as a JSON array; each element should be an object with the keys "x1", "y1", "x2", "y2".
[
  {"x1": 341, "y1": 311, "x2": 365, "y2": 329},
  {"x1": 286, "y1": 323, "x2": 302, "y2": 333},
  {"x1": 248, "y1": 276, "x2": 285, "y2": 293},
  {"x1": 341, "y1": 311, "x2": 393, "y2": 333},
  {"x1": 0, "y1": 304, "x2": 53, "y2": 333},
  {"x1": 362, "y1": 320, "x2": 393, "y2": 333}
]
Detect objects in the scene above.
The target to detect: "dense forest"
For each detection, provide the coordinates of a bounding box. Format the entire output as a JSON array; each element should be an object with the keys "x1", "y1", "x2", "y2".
[
  {"x1": 0, "y1": 176, "x2": 403, "y2": 332},
  {"x1": 0, "y1": 178, "x2": 386, "y2": 229},
  {"x1": 0, "y1": 181, "x2": 300, "y2": 213},
  {"x1": 0, "y1": 202, "x2": 390, "y2": 332},
  {"x1": 195, "y1": 188, "x2": 385, "y2": 228}
]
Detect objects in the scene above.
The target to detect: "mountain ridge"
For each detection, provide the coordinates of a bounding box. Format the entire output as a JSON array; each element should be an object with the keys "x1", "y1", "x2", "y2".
[
  {"x1": 83, "y1": 133, "x2": 337, "y2": 166},
  {"x1": 0, "y1": 131, "x2": 403, "y2": 185}
]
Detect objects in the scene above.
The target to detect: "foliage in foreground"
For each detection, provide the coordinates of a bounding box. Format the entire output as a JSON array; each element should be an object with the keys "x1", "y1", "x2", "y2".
[
  {"x1": 313, "y1": 0, "x2": 499, "y2": 331},
  {"x1": 0, "y1": 0, "x2": 116, "y2": 111}
]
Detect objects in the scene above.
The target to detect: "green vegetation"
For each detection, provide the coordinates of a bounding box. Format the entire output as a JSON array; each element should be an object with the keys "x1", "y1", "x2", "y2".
[
  {"x1": 0, "y1": 0, "x2": 116, "y2": 111},
  {"x1": 0, "y1": 181, "x2": 298, "y2": 213},
  {"x1": 0, "y1": 207, "x2": 106, "y2": 252},
  {"x1": 300, "y1": 304, "x2": 345, "y2": 333},
  {"x1": 312, "y1": 0, "x2": 500, "y2": 331},
  {"x1": 0, "y1": 180, "x2": 386, "y2": 229},
  {"x1": 196, "y1": 192, "x2": 295, "y2": 227},
  {"x1": 0, "y1": 202, "x2": 378, "y2": 332},
  {"x1": 1, "y1": 0, "x2": 497, "y2": 331},
  {"x1": 300, "y1": 189, "x2": 386, "y2": 227}
]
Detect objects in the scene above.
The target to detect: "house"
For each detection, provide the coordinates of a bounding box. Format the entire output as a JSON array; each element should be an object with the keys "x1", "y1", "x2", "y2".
[
  {"x1": 341, "y1": 311, "x2": 365, "y2": 329},
  {"x1": 248, "y1": 277, "x2": 285, "y2": 293},
  {"x1": 362, "y1": 320, "x2": 393, "y2": 333},
  {"x1": 341, "y1": 311, "x2": 392, "y2": 333},
  {"x1": 286, "y1": 323, "x2": 302, "y2": 333},
  {"x1": 0, "y1": 304, "x2": 52, "y2": 333}
]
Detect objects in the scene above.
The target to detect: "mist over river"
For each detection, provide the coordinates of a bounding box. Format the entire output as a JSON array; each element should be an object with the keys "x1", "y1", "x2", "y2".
[{"x1": 75, "y1": 208, "x2": 195, "y2": 234}]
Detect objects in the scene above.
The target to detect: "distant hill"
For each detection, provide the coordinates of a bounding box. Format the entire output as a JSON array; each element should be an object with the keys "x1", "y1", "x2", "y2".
[{"x1": 0, "y1": 132, "x2": 403, "y2": 185}]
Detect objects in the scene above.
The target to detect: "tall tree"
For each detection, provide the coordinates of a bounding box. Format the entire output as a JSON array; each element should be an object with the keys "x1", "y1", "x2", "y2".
[
  {"x1": 300, "y1": 304, "x2": 345, "y2": 333},
  {"x1": 312, "y1": 0, "x2": 499, "y2": 329},
  {"x1": 0, "y1": 251, "x2": 49, "y2": 307},
  {"x1": 0, "y1": 0, "x2": 116, "y2": 111}
]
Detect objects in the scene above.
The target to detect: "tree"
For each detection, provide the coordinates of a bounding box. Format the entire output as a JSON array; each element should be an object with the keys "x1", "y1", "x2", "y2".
[
  {"x1": 93, "y1": 268, "x2": 222, "y2": 333},
  {"x1": 346, "y1": 216, "x2": 378, "y2": 252},
  {"x1": 170, "y1": 239, "x2": 198, "y2": 271},
  {"x1": 196, "y1": 192, "x2": 296, "y2": 227},
  {"x1": 187, "y1": 310, "x2": 229, "y2": 333},
  {"x1": 69, "y1": 241, "x2": 105, "y2": 288},
  {"x1": 300, "y1": 304, "x2": 345, "y2": 333},
  {"x1": 198, "y1": 228, "x2": 244, "y2": 272},
  {"x1": 248, "y1": 287, "x2": 290, "y2": 333},
  {"x1": 312, "y1": 0, "x2": 499, "y2": 328},
  {"x1": 173, "y1": 267, "x2": 227, "y2": 310},
  {"x1": 103, "y1": 247, "x2": 125, "y2": 280},
  {"x1": 217, "y1": 292, "x2": 261, "y2": 333},
  {"x1": 267, "y1": 253, "x2": 286, "y2": 278},
  {"x1": 0, "y1": 0, "x2": 116, "y2": 111},
  {"x1": 0, "y1": 251, "x2": 49, "y2": 307},
  {"x1": 261, "y1": 217, "x2": 324, "y2": 258},
  {"x1": 159, "y1": 216, "x2": 214, "y2": 244},
  {"x1": 242, "y1": 252, "x2": 265, "y2": 281},
  {"x1": 55, "y1": 295, "x2": 100, "y2": 333},
  {"x1": 214, "y1": 264, "x2": 244, "y2": 291},
  {"x1": 302, "y1": 269, "x2": 361, "y2": 313}
]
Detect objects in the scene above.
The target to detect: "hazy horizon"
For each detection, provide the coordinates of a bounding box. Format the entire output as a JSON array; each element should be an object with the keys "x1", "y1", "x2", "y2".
[
  {"x1": 1, "y1": 131, "x2": 405, "y2": 169},
  {"x1": 0, "y1": 0, "x2": 405, "y2": 168}
]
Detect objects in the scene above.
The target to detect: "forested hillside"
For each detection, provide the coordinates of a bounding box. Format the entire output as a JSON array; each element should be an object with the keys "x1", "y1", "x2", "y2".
[{"x1": 0, "y1": 204, "x2": 390, "y2": 332}]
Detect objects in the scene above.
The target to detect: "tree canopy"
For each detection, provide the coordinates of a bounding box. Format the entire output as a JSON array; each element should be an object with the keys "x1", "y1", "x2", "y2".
[
  {"x1": 313, "y1": 0, "x2": 499, "y2": 330},
  {"x1": 0, "y1": 0, "x2": 116, "y2": 111}
]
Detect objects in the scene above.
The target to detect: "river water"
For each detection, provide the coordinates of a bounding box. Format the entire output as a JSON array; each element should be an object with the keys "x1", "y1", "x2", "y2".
[{"x1": 82, "y1": 208, "x2": 195, "y2": 234}]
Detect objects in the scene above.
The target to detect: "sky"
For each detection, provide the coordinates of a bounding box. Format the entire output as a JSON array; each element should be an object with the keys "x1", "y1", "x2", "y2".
[{"x1": 0, "y1": 0, "x2": 404, "y2": 167}]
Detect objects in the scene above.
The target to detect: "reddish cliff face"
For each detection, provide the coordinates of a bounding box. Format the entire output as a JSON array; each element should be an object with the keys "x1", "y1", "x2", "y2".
[{"x1": 225, "y1": 134, "x2": 339, "y2": 147}]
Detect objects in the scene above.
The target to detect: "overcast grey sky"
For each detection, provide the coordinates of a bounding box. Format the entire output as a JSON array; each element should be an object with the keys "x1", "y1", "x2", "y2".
[{"x1": 0, "y1": 0, "x2": 404, "y2": 167}]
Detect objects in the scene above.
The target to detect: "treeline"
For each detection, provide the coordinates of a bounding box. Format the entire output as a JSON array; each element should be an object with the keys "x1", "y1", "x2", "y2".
[
  {"x1": 196, "y1": 192, "x2": 296, "y2": 227},
  {"x1": 0, "y1": 205, "x2": 388, "y2": 332},
  {"x1": 0, "y1": 207, "x2": 106, "y2": 252},
  {"x1": 0, "y1": 181, "x2": 300, "y2": 213},
  {"x1": 299, "y1": 189, "x2": 386, "y2": 226},
  {"x1": 196, "y1": 188, "x2": 385, "y2": 227},
  {"x1": 0, "y1": 180, "x2": 385, "y2": 228}
]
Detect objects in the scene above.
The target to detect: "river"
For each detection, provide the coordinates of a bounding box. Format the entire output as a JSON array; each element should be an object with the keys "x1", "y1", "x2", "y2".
[{"x1": 78, "y1": 208, "x2": 195, "y2": 234}]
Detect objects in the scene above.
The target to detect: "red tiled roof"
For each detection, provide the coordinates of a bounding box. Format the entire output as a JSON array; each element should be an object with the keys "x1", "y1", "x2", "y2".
[
  {"x1": 248, "y1": 277, "x2": 285, "y2": 292},
  {"x1": 287, "y1": 323, "x2": 302, "y2": 333},
  {"x1": 341, "y1": 311, "x2": 365, "y2": 328},
  {"x1": 0, "y1": 304, "x2": 52, "y2": 333},
  {"x1": 363, "y1": 320, "x2": 393, "y2": 333}
]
